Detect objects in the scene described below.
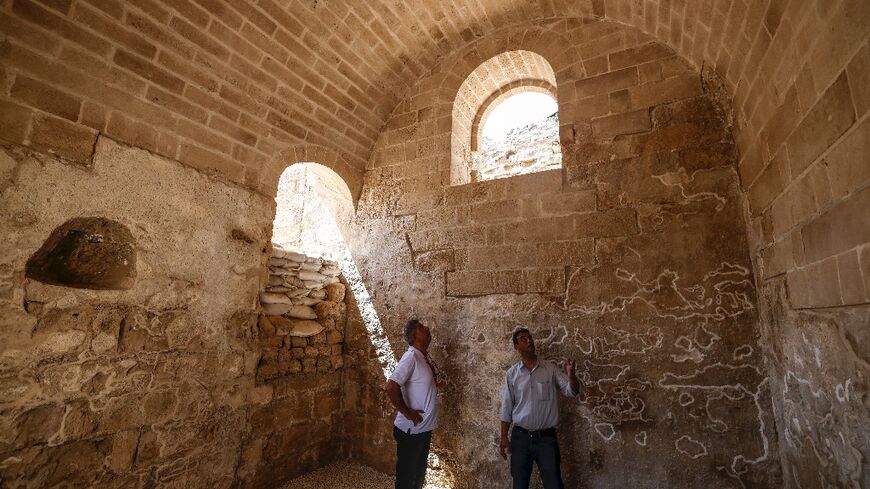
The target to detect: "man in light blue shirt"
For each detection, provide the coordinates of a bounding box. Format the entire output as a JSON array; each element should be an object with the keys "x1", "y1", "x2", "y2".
[
  {"x1": 499, "y1": 327, "x2": 579, "y2": 489},
  {"x1": 386, "y1": 319, "x2": 440, "y2": 489}
]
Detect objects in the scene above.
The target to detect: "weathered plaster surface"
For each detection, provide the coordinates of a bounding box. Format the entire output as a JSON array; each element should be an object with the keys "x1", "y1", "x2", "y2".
[
  {"x1": 756, "y1": 279, "x2": 869, "y2": 488},
  {"x1": 0, "y1": 138, "x2": 350, "y2": 488}
]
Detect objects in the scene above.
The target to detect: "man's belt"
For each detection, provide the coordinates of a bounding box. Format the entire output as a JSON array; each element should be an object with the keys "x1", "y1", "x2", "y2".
[{"x1": 513, "y1": 426, "x2": 556, "y2": 437}]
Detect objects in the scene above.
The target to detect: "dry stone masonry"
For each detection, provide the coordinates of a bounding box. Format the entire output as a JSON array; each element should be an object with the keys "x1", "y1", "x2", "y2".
[{"x1": 257, "y1": 246, "x2": 347, "y2": 380}]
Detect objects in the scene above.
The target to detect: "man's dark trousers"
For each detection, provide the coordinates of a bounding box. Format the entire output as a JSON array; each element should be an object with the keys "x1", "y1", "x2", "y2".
[
  {"x1": 393, "y1": 425, "x2": 432, "y2": 489},
  {"x1": 510, "y1": 426, "x2": 564, "y2": 489}
]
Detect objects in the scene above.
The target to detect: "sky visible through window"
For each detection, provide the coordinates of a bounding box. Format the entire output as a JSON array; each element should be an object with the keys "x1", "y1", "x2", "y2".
[{"x1": 481, "y1": 92, "x2": 558, "y2": 140}]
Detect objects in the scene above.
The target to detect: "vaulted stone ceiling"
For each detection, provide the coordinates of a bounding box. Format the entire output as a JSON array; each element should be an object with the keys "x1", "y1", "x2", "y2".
[
  {"x1": 4, "y1": 0, "x2": 861, "y2": 193},
  {"x1": 259, "y1": 0, "x2": 855, "y2": 170}
]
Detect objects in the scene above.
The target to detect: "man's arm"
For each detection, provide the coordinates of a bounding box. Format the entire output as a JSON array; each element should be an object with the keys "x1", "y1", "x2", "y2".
[
  {"x1": 385, "y1": 380, "x2": 423, "y2": 425},
  {"x1": 499, "y1": 374, "x2": 513, "y2": 460},
  {"x1": 499, "y1": 420, "x2": 512, "y2": 460},
  {"x1": 555, "y1": 360, "x2": 580, "y2": 397},
  {"x1": 566, "y1": 360, "x2": 579, "y2": 397}
]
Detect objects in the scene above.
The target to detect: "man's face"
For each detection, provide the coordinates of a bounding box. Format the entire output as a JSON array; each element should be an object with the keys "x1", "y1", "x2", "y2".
[
  {"x1": 514, "y1": 331, "x2": 535, "y2": 354},
  {"x1": 415, "y1": 324, "x2": 432, "y2": 347}
]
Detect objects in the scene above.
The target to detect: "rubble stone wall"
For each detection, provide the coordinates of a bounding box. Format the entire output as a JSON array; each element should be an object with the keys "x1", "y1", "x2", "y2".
[
  {"x1": 352, "y1": 19, "x2": 782, "y2": 488},
  {"x1": 256, "y1": 248, "x2": 347, "y2": 380},
  {"x1": 0, "y1": 137, "x2": 349, "y2": 488}
]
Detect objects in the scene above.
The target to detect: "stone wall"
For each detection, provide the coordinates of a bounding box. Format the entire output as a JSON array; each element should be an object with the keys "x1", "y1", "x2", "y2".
[
  {"x1": 0, "y1": 1, "x2": 867, "y2": 488},
  {"x1": 0, "y1": 137, "x2": 350, "y2": 488},
  {"x1": 352, "y1": 19, "x2": 781, "y2": 488}
]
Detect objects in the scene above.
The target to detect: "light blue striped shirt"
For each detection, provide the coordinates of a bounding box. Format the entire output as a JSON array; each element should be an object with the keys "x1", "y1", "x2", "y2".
[{"x1": 500, "y1": 359, "x2": 577, "y2": 430}]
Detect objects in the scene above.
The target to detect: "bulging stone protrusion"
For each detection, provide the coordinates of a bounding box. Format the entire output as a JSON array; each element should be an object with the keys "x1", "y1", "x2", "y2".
[{"x1": 25, "y1": 217, "x2": 136, "y2": 290}]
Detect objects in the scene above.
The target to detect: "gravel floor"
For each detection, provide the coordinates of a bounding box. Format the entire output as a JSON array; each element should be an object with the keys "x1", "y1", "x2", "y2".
[{"x1": 280, "y1": 462, "x2": 450, "y2": 489}]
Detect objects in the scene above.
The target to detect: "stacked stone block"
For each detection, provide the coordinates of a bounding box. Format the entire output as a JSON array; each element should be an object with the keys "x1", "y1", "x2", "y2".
[{"x1": 256, "y1": 247, "x2": 347, "y2": 380}]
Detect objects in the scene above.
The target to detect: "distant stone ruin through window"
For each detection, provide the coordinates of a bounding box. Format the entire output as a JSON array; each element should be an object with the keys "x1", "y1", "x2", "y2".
[
  {"x1": 473, "y1": 90, "x2": 561, "y2": 182},
  {"x1": 450, "y1": 50, "x2": 562, "y2": 185}
]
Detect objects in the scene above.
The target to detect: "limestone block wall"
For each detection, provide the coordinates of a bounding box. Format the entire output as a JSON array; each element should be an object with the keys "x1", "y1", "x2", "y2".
[
  {"x1": 0, "y1": 1, "x2": 866, "y2": 487},
  {"x1": 603, "y1": 3, "x2": 870, "y2": 486},
  {"x1": 0, "y1": 138, "x2": 349, "y2": 488},
  {"x1": 350, "y1": 19, "x2": 780, "y2": 488}
]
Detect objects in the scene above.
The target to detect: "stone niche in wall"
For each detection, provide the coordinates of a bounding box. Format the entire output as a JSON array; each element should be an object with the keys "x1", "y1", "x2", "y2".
[
  {"x1": 256, "y1": 246, "x2": 347, "y2": 382},
  {"x1": 25, "y1": 217, "x2": 136, "y2": 290}
]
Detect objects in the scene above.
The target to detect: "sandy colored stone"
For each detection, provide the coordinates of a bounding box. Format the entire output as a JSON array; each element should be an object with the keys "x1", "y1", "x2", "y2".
[
  {"x1": 292, "y1": 296, "x2": 320, "y2": 306},
  {"x1": 285, "y1": 305, "x2": 317, "y2": 320},
  {"x1": 298, "y1": 270, "x2": 327, "y2": 282},
  {"x1": 268, "y1": 316, "x2": 293, "y2": 335},
  {"x1": 257, "y1": 316, "x2": 276, "y2": 336},
  {"x1": 269, "y1": 257, "x2": 292, "y2": 267},
  {"x1": 261, "y1": 303, "x2": 291, "y2": 316},
  {"x1": 287, "y1": 319, "x2": 323, "y2": 337},
  {"x1": 326, "y1": 283, "x2": 346, "y2": 302},
  {"x1": 320, "y1": 266, "x2": 341, "y2": 276},
  {"x1": 284, "y1": 251, "x2": 307, "y2": 262},
  {"x1": 310, "y1": 332, "x2": 326, "y2": 345},
  {"x1": 259, "y1": 292, "x2": 292, "y2": 304},
  {"x1": 326, "y1": 330, "x2": 342, "y2": 344}
]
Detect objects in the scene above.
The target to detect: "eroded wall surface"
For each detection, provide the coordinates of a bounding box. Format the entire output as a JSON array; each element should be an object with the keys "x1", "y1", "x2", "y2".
[
  {"x1": 756, "y1": 281, "x2": 869, "y2": 488},
  {"x1": 0, "y1": 138, "x2": 349, "y2": 488},
  {"x1": 347, "y1": 19, "x2": 782, "y2": 488}
]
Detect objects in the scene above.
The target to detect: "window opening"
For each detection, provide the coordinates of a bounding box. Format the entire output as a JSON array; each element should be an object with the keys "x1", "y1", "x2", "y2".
[
  {"x1": 450, "y1": 50, "x2": 561, "y2": 185},
  {"x1": 473, "y1": 91, "x2": 561, "y2": 182}
]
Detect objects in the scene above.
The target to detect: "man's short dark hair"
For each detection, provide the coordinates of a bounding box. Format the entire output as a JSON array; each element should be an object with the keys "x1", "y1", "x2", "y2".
[
  {"x1": 512, "y1": 327, "x2": 531, "y2": 345},
  {"x1": 404, "y1": 319, "x2": 422, "y2": 345}
]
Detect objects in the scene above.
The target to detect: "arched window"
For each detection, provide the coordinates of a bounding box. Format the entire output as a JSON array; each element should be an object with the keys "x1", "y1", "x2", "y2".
[{"x1": 451, "y1": 51, "x2": 562, "y2": 185}]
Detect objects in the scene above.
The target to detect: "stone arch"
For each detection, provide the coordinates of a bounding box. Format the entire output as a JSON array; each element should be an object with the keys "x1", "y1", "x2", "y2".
[
  {"x1": 262, "y1": 145, "x2": 363, "y2": 208},
  {"x1": 443, "y1": 29, "x2": 572, "y2": 184},
  {"x1": 271, "y1": 161, "x2": 355, "y2": 255},
  {"x1": 450, "y1": 49, "x2": 560, "y2": 185}
]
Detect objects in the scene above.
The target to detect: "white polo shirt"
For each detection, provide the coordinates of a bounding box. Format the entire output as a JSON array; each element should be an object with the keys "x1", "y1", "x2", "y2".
[{"x1": 389, "y1": 346, "x2": 439, "y2": 434}]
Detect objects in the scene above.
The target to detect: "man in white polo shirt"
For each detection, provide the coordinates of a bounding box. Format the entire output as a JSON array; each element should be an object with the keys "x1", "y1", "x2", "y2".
[
  {"x1": 499, "y1": 327, "x2": 579, "y2": 489},
  {"x1": 385, "y1": 319, "x2": 440, "y2": 489}
]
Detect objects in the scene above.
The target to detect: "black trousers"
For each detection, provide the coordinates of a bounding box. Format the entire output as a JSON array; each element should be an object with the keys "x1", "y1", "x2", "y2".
[
  {"x1": 510, "y1": 427, "x2": 564, "y2": 489},
  {"x1": 393, "y1": 425, "x2": 432, "y2": 489}
]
